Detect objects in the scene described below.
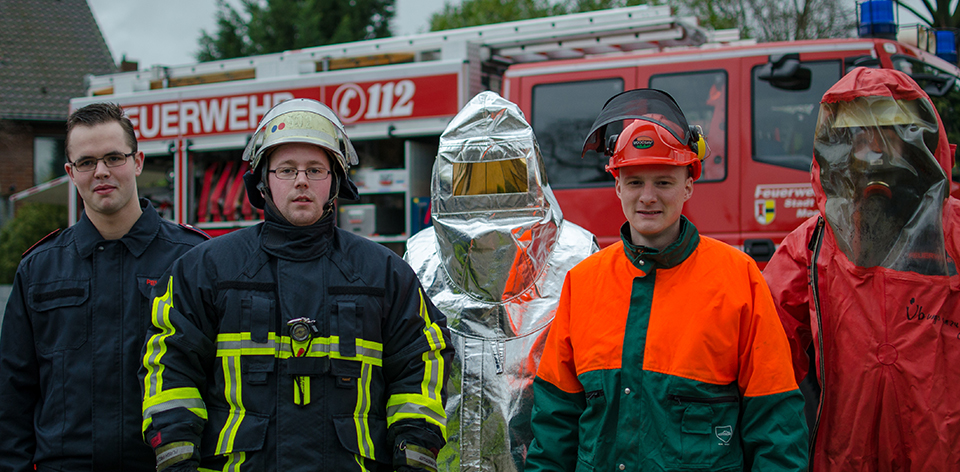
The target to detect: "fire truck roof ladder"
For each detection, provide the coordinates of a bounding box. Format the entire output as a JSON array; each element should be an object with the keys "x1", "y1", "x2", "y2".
[{"x1": 85, "y1": 4, "x2": 738, "y2": 96}]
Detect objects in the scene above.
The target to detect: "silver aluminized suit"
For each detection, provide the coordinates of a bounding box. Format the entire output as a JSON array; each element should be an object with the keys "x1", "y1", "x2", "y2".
[{"x1": 404, "y1": 92, "x2": 598, "y2": 471}]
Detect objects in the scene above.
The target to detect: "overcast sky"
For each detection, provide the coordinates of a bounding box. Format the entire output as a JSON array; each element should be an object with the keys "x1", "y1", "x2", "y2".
[{"x1": 86, "y1": 0, "x2": 457, "y2": 68}]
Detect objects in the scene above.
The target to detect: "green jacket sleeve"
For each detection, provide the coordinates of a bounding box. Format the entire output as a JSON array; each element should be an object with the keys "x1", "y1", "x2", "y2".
[{"x1": 525, "y1": 377, "x2": 585, "y2": 472}]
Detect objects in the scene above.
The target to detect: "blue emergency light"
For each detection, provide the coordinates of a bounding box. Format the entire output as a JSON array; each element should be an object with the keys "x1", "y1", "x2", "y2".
[
  {"x1": 935, "y1": 30, "x2": 958, "y2": 64},
  {"x1": 858, "y1": 0, "x2": 897, "y2": 40}
]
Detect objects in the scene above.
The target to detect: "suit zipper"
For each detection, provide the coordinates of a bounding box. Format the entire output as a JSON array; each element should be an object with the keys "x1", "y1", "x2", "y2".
[{"x1": 809, "y1": 216, "x2": 826, "y2": 458}]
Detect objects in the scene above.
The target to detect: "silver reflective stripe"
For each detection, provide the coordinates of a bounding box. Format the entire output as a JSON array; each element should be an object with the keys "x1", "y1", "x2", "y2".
[
  {"x1": 216, "y1": 337, "x2": 383, "y2": 361},
  {"x1": 143, "y1": 398, "x2": 206, "y2": 418},
  {"x1": 356, "y1": 361, "x2": 375, "y2": 457},
  {"x1": 145, "y1": 280, "x2": 175, "y2": 398},
  {"x1": 387, "y1": 401, "x2": 446, "y2": 425},
  {"x1": 216, "y1": 356, "x2": 244, "y2": 455}
]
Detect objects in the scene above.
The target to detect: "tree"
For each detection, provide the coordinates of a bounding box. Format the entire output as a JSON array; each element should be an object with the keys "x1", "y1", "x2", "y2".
[
  {"x1": 894, "y1": 0, "x2": 960, "y2": 29},
  {"x1": 197, "y1": 0, "x2": 395, "y2": 62},
  {"x1": 0, "y1": 203, "x2": 67, "y2": 284},
  {"x1": 428, "y1": 0, "x2": 652, "y2": 31},
  {"x1": 669, "y1": 0, "x2": 855, "y2": 42}
]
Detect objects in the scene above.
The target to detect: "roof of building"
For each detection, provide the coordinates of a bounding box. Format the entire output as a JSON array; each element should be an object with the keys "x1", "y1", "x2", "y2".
[{"x1": 0, "y1": 0, "x2": 117, "y2": 121}]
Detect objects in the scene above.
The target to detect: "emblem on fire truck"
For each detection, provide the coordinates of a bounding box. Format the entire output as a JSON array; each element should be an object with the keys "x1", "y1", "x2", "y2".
[{"x1": 755, "y1": 199, "x2": 776, "y2": 225}]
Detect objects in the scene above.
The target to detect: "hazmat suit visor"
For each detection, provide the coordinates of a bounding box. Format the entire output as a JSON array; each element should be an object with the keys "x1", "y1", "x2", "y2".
[
  {"x1": 432, "y1": 91, "x2": 561, "y2": 302},
  {"x1": 813, "y1": 96, "x2": 949, "y2": 273}
]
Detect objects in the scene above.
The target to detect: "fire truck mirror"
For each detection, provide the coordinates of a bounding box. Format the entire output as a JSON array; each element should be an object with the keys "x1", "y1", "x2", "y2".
[{"x1": 759, "y1": 54, "x2": 812, "y2": 91}]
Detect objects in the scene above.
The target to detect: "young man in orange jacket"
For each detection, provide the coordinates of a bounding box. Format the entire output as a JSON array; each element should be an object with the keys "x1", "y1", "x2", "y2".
[{"x1": 525, "y1": 89, "x2": 808, "y2": 471}]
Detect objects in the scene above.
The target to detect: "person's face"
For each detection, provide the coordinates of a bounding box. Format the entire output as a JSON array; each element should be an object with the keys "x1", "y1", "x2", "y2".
[
  {"x1": 64, "y1": 121, "x2": 143, "y2": 219},
  {"x1": 615, "y1": 164, "x2": 693, "y2": 250},
  {"x1": 267, "y1": 143, "x2": 333, "y2": 226}
]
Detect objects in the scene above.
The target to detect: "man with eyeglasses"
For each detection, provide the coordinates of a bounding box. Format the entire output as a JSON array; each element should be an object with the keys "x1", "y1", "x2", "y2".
[
  {"x1": 140, "y1": 99, "x2": 451, "y2": 472},
  {"x1": 0, "y1": 102, "x2": 208, "y2": 471}
]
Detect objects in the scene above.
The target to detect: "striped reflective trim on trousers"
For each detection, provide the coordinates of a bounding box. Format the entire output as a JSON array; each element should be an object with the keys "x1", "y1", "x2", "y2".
[{"x1": 215, "y1": 355, "x2": 245, "y2": 455}]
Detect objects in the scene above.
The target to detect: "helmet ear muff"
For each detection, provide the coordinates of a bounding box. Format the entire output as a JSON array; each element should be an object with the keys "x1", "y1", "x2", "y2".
[
  {"x1": 605, "y1": 133, "x2": 619, "y2": 157},
  {"x1": 689, "y1": 125, "x2": 706, "y2": 161}
]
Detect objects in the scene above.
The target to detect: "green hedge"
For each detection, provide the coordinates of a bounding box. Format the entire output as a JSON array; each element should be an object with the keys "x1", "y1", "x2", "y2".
[{"x1": 0, "y1": 203, "x2": 68, "y2": 283}]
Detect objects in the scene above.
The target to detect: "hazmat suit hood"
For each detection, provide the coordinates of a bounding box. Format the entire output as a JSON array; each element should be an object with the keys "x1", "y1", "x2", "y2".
[
  {"x1": 812, "y1": 67, "x2": 952, "y2": 274},
  {"x1": 431, "y1": 91, "x2": 562, "y2": 302}
]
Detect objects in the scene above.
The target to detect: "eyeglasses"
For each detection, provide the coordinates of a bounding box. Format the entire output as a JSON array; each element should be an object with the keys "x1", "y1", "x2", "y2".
[
  {"x1": 70, "y1": 152, "x2": 135, "y2": 172},
  {"x1": 269, "y1": 167, "x2": 331, "y2": 181}
]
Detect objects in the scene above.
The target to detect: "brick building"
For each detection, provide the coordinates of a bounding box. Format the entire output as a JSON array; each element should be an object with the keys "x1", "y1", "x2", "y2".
[{"x1": 0, "y1": 0, "x2": 116, "y2": 226}]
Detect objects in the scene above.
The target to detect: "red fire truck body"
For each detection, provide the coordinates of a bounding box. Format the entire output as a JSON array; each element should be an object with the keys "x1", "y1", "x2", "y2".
[{"x1": 67, "y1": 5, "x2": 960, "y2": 260}]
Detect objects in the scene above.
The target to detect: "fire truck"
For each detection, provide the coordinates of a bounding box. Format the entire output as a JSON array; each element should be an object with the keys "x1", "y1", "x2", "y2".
[{"x1": 68, "y1": 1, "x2": 960, "y2": 260}]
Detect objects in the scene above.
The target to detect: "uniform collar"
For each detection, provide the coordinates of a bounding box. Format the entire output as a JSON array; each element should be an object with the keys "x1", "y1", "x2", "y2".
[
  {"x1": 620, "y1": 215, "x2": 699, "y2": 270},
  {"x1": 259, "y1": 202, "x2": 334, "y2": 261},
  {"x1": 74, "y1": 198, "x2": 160, "y2": 258}
]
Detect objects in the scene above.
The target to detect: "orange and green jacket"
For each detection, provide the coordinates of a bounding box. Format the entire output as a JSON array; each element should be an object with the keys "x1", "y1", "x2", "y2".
[{"x1": 526, "y1": 218, "x2": 807, "y2": 472}]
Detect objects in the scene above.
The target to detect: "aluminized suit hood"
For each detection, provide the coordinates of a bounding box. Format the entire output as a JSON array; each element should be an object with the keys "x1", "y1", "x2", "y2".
[
  {"x1": 431, "y1": 91, "x2": 564, "y2": 303},
  {"x1": 406, "y1": 91, "x2": 598, "y2": 470}
]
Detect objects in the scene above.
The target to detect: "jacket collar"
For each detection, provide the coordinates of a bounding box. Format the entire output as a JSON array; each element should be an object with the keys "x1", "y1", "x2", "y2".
[
  {"x1": 259, "y1": 200, "x2": 334, "y2": 261},
  {"x1": 74, "y1": 198, "x2": 160, "y2": 258},
  {"x1": 620, "y1": 215, "x2": 699, "y2": 270}
]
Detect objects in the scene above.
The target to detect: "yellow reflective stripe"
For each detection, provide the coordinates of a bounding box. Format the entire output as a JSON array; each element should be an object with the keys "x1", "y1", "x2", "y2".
[
  {"x1": 143, "y1": 277, "x2": 175, "y2": 401},
  {"x1": 293, "y1": 377, "x2": 311, "y2": 406},
  {"x1": 354, "y1": 455, "x2": 369, "y2": 472},
  {"x1": 387, "y1": 289, "x2": 447, "y2": 435},
  {"x1": 223, "y1": 451, "x2": 245, "y2": 472},
  {"x1": 142, "y1": 387, "x2": 207, "y2": 432},
  {"x1": 215, "y1": 332, "x2": 383, "y2": 366},
  {"x1": 215, "y1": 356, "x2": 245, "y2": 455},
  {"x1": 386, "y1": 394, "x2": 445, "y2": 422},
  {"x1": 354, "y1": 361, "x2": 376, "y2": 458}
]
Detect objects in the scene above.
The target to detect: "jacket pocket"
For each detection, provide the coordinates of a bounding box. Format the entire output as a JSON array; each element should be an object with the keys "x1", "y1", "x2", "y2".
[
  {"x1": 200, "y1": 407, "x2": 269, "y2": 457},
  {"x1": 333, "y1": 413, "x2": 389, "y2": 464},
  {"x1": 576, "y1": 375, "x2": 607, "y2": 467},
  {"x1": 27, "y1": 280, "x2": 89, "y2": 353},
  {"x1": 669, "y1": 394, "x2": 742, "y2": 470}
]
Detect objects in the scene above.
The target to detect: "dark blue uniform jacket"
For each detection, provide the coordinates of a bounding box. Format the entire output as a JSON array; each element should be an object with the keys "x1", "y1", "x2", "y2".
[{"x1": 0, "y1": 200, "x2": 208, "y2": 472}]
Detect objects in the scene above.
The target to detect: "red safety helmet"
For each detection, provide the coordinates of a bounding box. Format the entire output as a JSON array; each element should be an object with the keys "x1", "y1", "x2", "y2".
[
  {"x1": 607, "y1": 116, "x2": 705, "y2": 180},
  {"x1": 582, "y1": 89, "x2": 708, "y2": 180}
]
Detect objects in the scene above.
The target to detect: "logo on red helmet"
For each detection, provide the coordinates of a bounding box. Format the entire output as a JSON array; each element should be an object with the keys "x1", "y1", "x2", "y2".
[{"x1": 632, "y1": 136, "x2": 654, "y2": 149}]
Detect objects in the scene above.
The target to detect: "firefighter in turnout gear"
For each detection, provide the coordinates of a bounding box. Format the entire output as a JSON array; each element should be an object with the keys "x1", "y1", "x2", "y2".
[
  {"x1": 524, "y1": 89, "x2": 808, "y2": 471},
  {"x1": 139, "y1": 99, "x2": 452, "y2": 471}
]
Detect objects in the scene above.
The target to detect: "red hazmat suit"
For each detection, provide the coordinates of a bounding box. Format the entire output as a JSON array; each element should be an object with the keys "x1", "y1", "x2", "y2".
[{"x1": 764, "y1": 67, "x2": 960, "y2": 471}]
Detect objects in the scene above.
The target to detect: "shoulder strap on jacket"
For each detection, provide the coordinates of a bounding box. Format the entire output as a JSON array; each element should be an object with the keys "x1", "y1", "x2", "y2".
[{"x1": 22, "y1": 228, "x2": 61, "y2": 257}]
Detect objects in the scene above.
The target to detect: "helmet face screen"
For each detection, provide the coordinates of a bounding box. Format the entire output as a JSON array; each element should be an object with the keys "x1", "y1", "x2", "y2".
[{"x1": 452, "y1": 159, "x2": 529, "y2": 196}]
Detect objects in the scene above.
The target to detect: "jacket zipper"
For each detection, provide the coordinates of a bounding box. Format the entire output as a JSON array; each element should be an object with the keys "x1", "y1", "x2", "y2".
[
  {"x1": 669, "y1": 394, "x2": 738, "y2": 405},
  {"x1": 809, "y1": 217, "x2": 826, "y2": 458}
]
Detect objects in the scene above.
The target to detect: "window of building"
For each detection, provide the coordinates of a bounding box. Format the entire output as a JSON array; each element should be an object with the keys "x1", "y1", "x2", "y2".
[{"x1": 34, "y1": 136, "x2": 66, "y2": 185}]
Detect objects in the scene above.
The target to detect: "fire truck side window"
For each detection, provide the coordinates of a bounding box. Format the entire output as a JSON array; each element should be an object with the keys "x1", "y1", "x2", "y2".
[
  {"x1": 531, "y1": 78, "x2": 623, "y2": 188},
  {"x1": 752, "y1": 60, "x2": 841, "y2": 172},
  {"x1": 650, "y1": 70, "x2": 728, "y2": 182}
]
